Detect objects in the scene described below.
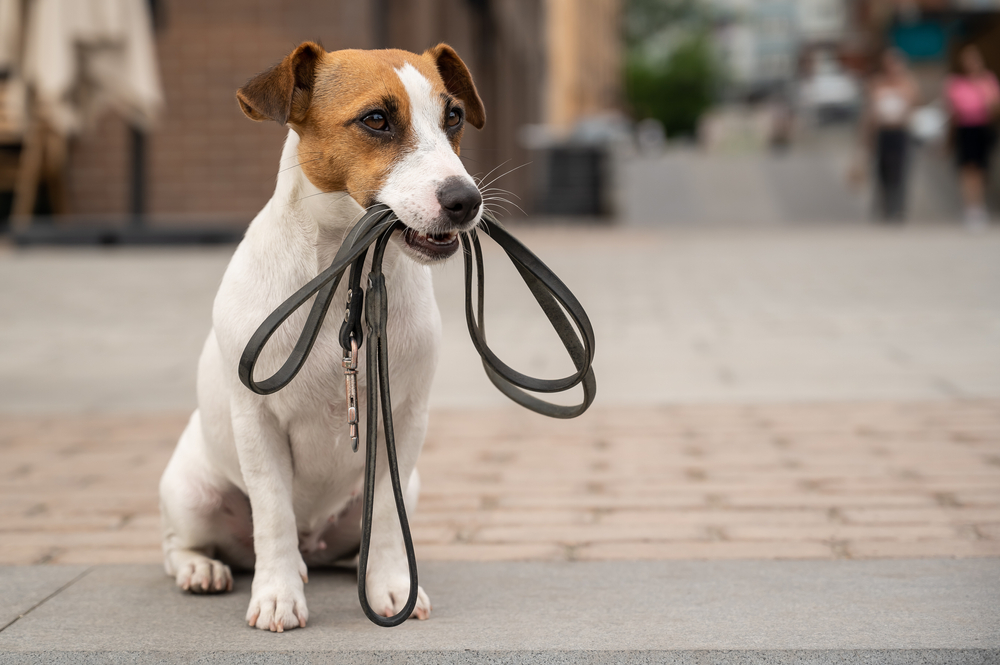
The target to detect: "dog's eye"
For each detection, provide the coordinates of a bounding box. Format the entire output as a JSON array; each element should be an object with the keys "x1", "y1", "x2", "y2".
[
  {"x1": 362, "y1": 112, "x2": 389, "y2": 131},
  {"x1": 446, "y1": 108, "x2": 462, "y2": 128}
]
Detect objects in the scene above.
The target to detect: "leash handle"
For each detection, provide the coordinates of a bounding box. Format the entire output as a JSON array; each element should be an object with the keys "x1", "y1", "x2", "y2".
[
  {"x1": 354, "y1": 225, "x2": 421, "y2": 627},
  {"x1": 461, "y1": 219, "x2": 597, "y2": 418}
]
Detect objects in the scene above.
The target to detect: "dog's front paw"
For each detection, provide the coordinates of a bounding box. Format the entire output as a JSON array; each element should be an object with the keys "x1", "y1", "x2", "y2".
[
  {"x1": 175, "y1": 556, "x2": 232, "y2": 594},
  {"x1": 366, "y1": 575, "x2": 432, "y2": 621},
  {"x1": 246, "y1": 573, "x2": 308, "y2": 632}
]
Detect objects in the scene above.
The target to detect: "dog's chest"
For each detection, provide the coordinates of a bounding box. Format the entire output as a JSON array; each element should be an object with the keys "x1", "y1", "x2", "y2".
[{"x1": 261, "y1": 263, "x2": 440, "y2": 508}]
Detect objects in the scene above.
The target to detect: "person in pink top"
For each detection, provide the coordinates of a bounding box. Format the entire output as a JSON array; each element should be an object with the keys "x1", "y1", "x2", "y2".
[{"x1": 946, "y1": 45, "x2": 999, "y2": 228}]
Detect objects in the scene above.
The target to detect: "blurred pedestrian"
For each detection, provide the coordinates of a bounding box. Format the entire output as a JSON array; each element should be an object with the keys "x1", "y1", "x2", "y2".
[
  {"x1": 861, "y1": 49, "x2": 920, "y2": 221},
  {"x1": 768, "y1": 91, "x2": 794, "y2": 154},
  {"x1": 946, "y1": 45, "x2": 999, "y2": 229}
]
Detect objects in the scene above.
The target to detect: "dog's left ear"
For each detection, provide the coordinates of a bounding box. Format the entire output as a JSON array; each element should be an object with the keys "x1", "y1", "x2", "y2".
[
  {"x1": 237, "y1": 41, "x2": 324, "y2": 126},
  {"x1": 427, "y1": 44, "x2": 486, "y2": 129}
]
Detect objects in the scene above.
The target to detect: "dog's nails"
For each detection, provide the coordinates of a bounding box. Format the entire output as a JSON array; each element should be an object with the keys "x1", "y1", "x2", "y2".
[{"x1": 276, "y1": 623, "x2": 283, "y2": 633}]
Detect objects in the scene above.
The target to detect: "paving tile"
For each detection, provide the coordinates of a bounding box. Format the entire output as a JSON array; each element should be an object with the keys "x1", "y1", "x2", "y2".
[
  {"x1": 0, "y1": 565, "x2": 90, "y2": 628},
  {"x1": 576, "y1": 540, "x2": 834, "y2": 560},
  {"x1": 1, "y1": 400, "x2": 998, "y2": 564},
  {"x1": 1, "y1": 560, "x2": 997, "y2": 659},
  {"x1": 3, "y1": 227, "x2": 1000, "y2": 413}
]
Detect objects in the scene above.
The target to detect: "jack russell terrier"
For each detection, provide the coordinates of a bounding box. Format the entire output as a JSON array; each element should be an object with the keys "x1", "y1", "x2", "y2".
[{"x1": 159, "y1": 42, "x2": 486, "y2": 631}]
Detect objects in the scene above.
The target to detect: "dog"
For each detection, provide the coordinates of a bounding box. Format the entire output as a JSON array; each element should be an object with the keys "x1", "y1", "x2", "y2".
[{"x1": 158, "y1": 42, "x2": 486, "y2": 631}]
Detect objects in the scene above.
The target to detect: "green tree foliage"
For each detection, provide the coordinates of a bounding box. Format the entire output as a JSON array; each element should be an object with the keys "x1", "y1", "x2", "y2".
[{"x1": 624, "y1": 0, "x2": 721, "y2": 137}]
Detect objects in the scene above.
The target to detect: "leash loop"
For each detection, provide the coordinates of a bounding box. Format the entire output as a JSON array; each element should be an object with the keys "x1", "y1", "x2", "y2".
[
  {"x1": 354, "y1": 224, "x2": 421, "y2": 627},
  {"x1": 461, "y1": 223, "x2": 597, "y2": 417},
  {"x1": 238, "y1": 208, "x2": 596, "y2": 627}
]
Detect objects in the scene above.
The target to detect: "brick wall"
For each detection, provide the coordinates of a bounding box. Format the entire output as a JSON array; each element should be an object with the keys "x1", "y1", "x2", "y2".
[{"x1": 64, "y1": 0, "x2": 543, "y2": 223}]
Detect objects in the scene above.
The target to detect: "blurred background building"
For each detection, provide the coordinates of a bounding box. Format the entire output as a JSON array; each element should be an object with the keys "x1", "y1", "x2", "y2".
[
  {"x1": 0, "y1": 0, "x2": 622, "y2": 232},
  {"x1": 0, "y1": 0, "x2": 998, "y2": 234}
]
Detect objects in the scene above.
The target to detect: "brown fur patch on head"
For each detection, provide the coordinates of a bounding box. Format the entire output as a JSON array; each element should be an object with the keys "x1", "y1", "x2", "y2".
[
  {"x1": 295, "y1": 49, "x2": 424, "y2": 207},
  {"x1": 238, "y1": 43, "x2": 485, "y2": 208}
]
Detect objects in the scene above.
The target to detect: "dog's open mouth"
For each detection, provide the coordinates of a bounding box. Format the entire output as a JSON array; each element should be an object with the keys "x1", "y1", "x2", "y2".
[{"x1": 402, "y1": 227, "x2": 460, "y2": 260}]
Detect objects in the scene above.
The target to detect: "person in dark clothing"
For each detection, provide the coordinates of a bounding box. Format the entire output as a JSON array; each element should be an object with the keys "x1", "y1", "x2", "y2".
[
  {"x1": 862, "y1": 49, "x2": 919, "y2": 221},
  {"x1": 946, "y1": 45, "x2": 999, "y2": 229}
]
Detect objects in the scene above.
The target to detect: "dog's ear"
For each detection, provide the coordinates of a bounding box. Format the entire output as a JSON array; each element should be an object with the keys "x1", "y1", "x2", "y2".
[
  {"x1": 237, "y1": 42, "x2": 324, "y2": 125},
  {"x1": 427, "y1": 43, "x2": 486, "y2": 129}
]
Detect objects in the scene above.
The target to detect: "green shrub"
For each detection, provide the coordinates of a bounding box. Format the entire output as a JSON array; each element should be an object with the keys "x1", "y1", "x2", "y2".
[{"x1": 626, "y1": 34, "x2": 719, "y2": 138}]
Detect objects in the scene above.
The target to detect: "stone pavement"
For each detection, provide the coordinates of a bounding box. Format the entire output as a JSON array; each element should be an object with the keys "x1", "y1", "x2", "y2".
[
  {"x1": 1, "y1": 401, "x2": 999, "y2": 566},
  {"x1": 2, "y1": 222, "x2": 999, "y2": 660},
  {"x1": 616, "y1": 134, "x2": 963, "y2": 226},
  {"x1": 1, "y1": 224, "x2": 1000, "y2": 565},
  {"x1": 3, "y1": 224, "x2": 1000, "y2": 412},
  {"x1": 2, "y1": 560, "x2": 997, "y2": 662}
]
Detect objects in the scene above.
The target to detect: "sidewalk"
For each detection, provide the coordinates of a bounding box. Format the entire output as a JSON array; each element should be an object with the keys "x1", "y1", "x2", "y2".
[
  {"x1": 2, "y1": 224, "x2": 999, "y2": 563},
  {"x1": 2, "y1": 559, "x2": 997, "y2": 662},
  {"x1": 3, "y1": 224, "x2": 1000, "y2": 412},
  {"x1": 2, "y1": 401, "x2": 999, "y2": 566},
  {"x1": 1, "y1": 223, "x2": 998, "y2": 660}
]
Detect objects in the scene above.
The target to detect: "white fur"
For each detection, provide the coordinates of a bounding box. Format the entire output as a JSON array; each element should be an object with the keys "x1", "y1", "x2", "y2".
[
  {"x1": 377, "y1": 63, "x2": 482, "y2": 235},
  {"x1": 158, "y1": 62, "x2": 473, "y2": 629}
]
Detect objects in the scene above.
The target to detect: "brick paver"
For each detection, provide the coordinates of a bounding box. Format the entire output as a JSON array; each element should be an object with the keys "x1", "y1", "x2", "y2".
[
  {"x1": 2, "y1": 401, "x2": 998, "y2": 565},
  {"x1": 2, "y1": 225, "x2": 998, "y2": 566}
]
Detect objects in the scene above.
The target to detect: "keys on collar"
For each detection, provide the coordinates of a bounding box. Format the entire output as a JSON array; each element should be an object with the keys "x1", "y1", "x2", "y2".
[{"x1": 342, "y1": 334, "x2": 360, "y2": 452}]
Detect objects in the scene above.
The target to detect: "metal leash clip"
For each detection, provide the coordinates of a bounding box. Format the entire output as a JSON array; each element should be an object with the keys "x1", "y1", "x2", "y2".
[{"x1": 342, "y1": 333, "x2": 360, "y2": 452}]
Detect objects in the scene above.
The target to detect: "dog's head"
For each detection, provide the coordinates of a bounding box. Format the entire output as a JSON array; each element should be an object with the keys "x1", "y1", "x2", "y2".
[{"x1": 237, "y1": 42, "x2": 486, "y2": 262}]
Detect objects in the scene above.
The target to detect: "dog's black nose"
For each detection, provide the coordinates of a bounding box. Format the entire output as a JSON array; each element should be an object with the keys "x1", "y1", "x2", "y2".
[{"x1": 437, "y1": 177, "x2": 482, "y2": 226}]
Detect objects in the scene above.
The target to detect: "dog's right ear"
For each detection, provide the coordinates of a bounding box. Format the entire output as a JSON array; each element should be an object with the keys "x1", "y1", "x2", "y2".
[{"x1": 237, "y1": 42, "x2": 324, "y2": 125}]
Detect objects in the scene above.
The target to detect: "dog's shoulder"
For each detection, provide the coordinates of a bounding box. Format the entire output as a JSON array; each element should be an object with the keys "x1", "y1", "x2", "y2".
[{"x1": 212, "y1": 207, "x2": 318, "y2": 361}]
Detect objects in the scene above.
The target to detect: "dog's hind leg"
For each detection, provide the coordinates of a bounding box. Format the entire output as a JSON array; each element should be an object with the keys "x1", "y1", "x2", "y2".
[{"x1": 160, "y1": 410, "x2": 250, "y2": 594}]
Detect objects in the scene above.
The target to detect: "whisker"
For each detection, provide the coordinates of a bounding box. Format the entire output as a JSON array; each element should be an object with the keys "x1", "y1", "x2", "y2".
[
  {"x1": 480, "y1": 187, "x2": 522, "y2": 201},
  {"x1": 286, "y1": 188, "x2": 381, "y2": 208},
  {"x1": 473, "y1": 159, "x2": 512, "y2": 189},
  {"x1": 479, "y1": 161, "x2": 531, "y2": 192},
  {"x1": 483, "y1": 194, "x2": 527, "y2": 216},
  {"x1": 484, "y1": 203, "x2": 512, "y2": 217},
  {"x1": 278, "y1": 157, "x2": 324, "y2": 173},
  {"x1": 280, "y1": 149, "x2": 323, "y2": 160}
]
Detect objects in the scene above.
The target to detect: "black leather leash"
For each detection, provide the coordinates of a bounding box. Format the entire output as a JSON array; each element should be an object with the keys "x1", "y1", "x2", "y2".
[{"x1": 238, "y1": 205, "x2": 596, "y2": 627}]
